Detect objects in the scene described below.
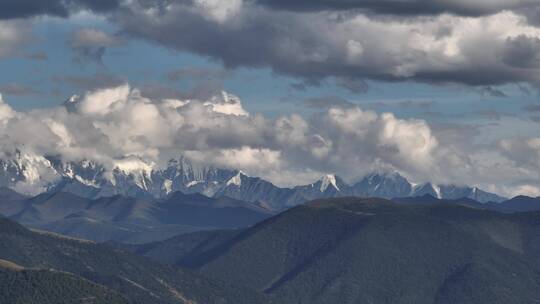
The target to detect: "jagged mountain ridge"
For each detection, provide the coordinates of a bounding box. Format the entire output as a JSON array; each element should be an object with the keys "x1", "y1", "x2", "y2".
[{"x1": 0, "y1": 153, "x2": 505, "y2": 210}]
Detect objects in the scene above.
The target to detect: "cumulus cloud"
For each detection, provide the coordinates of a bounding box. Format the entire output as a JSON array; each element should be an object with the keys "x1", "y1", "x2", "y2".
[
  {"x1": 0, "y1": 83, "x2": 537, "y2": 196},
  {"x1": 112, "y1": 1, "x2": 540, "y2": 88},
  {"x1": 0, "y1": 84, "x2": 447, "y2": 186}
]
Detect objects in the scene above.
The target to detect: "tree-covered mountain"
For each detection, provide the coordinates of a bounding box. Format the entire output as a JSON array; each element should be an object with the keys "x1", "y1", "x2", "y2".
[
  {"x1": 0, "y1": 217, "x2": 268, "y2": 304},
  {"x1": 127, "y1": 197, "x2": 540, "y2": 304},
  {"x1": 0, "y1": 259, "x2": 129, "y2": 304}
]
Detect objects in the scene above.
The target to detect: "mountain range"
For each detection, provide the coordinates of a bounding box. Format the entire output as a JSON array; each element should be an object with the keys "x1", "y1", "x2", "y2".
[
  {"x1": 0, "y1": 187, "x2": 272, "y2": 244},
  {"x1": 0, "y1": 152, "x2": 506, "y2": 211},
  {"x1": 1, "y1": 183, "x2": 538, "y2": 245}
]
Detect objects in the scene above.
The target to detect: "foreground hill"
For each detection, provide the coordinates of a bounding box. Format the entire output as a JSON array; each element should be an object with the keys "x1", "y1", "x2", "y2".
[
  {"x1": 393, "y1": 194, "x2": 540, "y2": 214},
  {"x1": 0, "y1": 217, "x2": 267, "y2": 304},
  {"x1": 129, "y1": 197, "x2": 540, "y2": 304},
  {"x1": 0, "y1": 259, "x2": 129, "y2": 304}
]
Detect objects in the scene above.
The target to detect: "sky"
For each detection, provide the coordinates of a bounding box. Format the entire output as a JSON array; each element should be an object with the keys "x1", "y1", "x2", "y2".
[{"x1": 1, "y1": 0, "x2": 540, "y2": 197}]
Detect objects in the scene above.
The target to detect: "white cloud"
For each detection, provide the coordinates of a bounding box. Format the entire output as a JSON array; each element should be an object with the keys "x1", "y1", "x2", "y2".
[
  {"x1": 77, "y1": 83, "x2": 130, "y2": 115},
  {"x1": 0, "y1": 84, "x2": 539, "y2": 195},
  {"x1": 193, "y1": 0, "x2": 244, "y2": 24},
  {"x1": 0, "y1": 94, "x2": 17, "y2": 124}
]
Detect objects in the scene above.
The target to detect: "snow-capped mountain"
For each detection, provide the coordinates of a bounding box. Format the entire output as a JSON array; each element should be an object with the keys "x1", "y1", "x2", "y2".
[
  {"x1": 351, "y1": 171, "x2": 412, "y2": 198},
  {"x1": 356, "y1": 173, "x2": 506, "y2": 203},
  {"x1": 292, "y1": 174, "x2": 351, "y2": 201},
  {"x1": 50, "y1": 156, "x2": 237, "y2": 199},
  {"x1": 0, "y1": 152, "x2": 506, "y2": 210}
]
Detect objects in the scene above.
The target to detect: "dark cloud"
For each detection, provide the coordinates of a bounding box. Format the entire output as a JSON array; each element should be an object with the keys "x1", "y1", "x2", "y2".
[
  {"x1": 52, "y1": 73, "x2": 126, "y2": 91},
  {"x1": 73, "y1": 46, "x2": 106, "y2": 65},
  {"x1": 517, "y1": 83, "x2": 532, "y2": 96},
  {"x1": 0, "y1": 83, "x2": 38, "y2": 96},
  {"x1": 289, "y1": 82, "x2": 308, "y2": 92},
  {"x1": 475, "y1": 110, "x2": 503, "y2": 121},
  {"x1": 371, "y1": 99, "x2": 436, "y2": 109},
  {"x1": 303, "y1": 96, "x2": 356, "y2": 109},
  {"x1": 502, "y1": 35, "x2": 540, "y2": 69},
  {"x1": 397, "y1": 100, "x2": 436, "y2": 109},
  {"x1": 112, "y1": 1, "x2": 540, "y2": 90},
  {"x1": 166, "y1": 67, "x2": 228, "y2": 82},
  {"x1": 335, "y1": 77, "x2": 369, "y2": 94},
  {"x1": 25, "y1": 52, "x2": 48, "y2": 61},
  {"x1": 139, "y1": 80, "x2": 225, "y2": 101},
  {"x1": 0, "y1": 0, "x2": 121, "y2": 20},
  {"x1": 480, "y1": 87, "x2": 508, "y2": 98},
  {"x1": 530, "y1": 115, "x2": 540, "y2": 122},
  {"x1": 255, "y1": 0, "x2": 536, "y2": 16},
  {"x1": 69, "y1": 28, "x2": 124, "y2": 65},
  {"x1": 524, "y1": 104, "x2": 540, "y2": 112}
]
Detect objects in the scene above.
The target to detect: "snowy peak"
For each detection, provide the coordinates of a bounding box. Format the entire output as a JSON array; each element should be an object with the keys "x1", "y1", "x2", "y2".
[
  {"x1": 226, "y1": 171, "x2": 246, "y2": 187},
  {"x1": 353, "y1": 171, "x2": 412, "y2": 198},
  {"x1": 412, "y1": 183, "x2": 442, "y2": 199},
  {"x1": 0, "y1": 154, "x2": 507, "y2": 208},
  {"x1": 319, "y1": 174, "x2": 340, "y2": 192},
  {"x1": 203, "y1": 91, "x2": 249, "y2": 116}
]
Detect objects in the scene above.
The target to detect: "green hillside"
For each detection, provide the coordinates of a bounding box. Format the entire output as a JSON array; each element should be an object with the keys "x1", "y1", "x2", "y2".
[
  {"x1": 0, "y1": 264, "x2": 129, "y2": 304},
  {"x1": 0, "y1": 217, "x2": 268, "y2": 304},
  {"x1": 131, "y1": 197, "x2": 540, "y2": 304}
]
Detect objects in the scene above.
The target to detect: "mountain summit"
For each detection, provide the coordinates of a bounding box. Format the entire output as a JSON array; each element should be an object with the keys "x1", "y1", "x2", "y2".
[{"x1": 0, "y1": 154, "x2": 505, "y2": 210}]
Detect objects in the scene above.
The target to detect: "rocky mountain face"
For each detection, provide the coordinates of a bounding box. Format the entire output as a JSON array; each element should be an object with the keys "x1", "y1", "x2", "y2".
[{"x1": 0, "y1": 152, "x2": 506, "y2": 211}]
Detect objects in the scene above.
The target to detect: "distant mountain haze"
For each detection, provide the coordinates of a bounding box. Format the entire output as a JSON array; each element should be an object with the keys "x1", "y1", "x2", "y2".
[{"x1": 0, "y1": 189, "x2": 272, "y2": 243}]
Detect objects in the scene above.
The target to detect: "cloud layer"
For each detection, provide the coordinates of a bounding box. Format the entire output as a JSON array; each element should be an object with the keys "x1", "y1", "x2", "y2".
[
  {"x1": 110, "y1": 0, "x2": 540, "y2": 88},
  {"x1": 0, "y1": 85, "x2": 538, "y2": 197},
  {"x1": 0, "y1": 0, "x2": 120, "y2": 20},
  {"x1": 256, "y1": 0, "x2": 537, "y2": 16},
  {"x1": 5, "y1": 0, "x2": 540, "y2": 89}
]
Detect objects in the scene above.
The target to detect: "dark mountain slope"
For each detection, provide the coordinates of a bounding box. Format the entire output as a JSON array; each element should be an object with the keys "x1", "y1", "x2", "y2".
[
  {"x1": 155, "y1": 192, "x2": 273, "y2": 228},
  {"x1": 493, "y1": 195, "x2": 540, "y2": 213},
  {"x1": 392, "y1": 194, "x2": 489, "y2": 209},
  {"x1": 125, "y1": 229, "x2": 243, "y2": 266},
  {"x1": 131, "y1": 197, "x2": 540, "y2": 304},
  {"x1": 1, "y1": 190, "x2": 273, "y2": 243},
  {"x1": 0, "y1": 187, "x2": 30, "y2": 218},
  {"x1": 0, "y1": 217, "x2": 268, "y2": 304},
  {"x1": 393, "y1": 194, "x2": 540, "y2": 214}
]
